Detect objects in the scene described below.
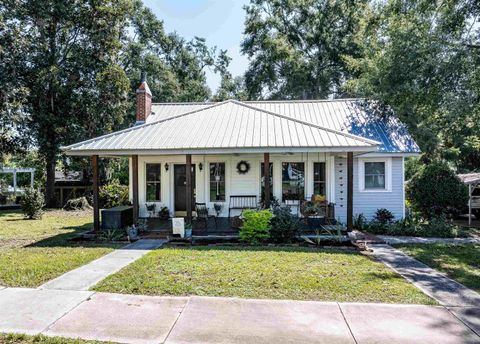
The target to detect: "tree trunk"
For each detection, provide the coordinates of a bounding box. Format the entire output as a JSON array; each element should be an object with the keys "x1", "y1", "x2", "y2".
[{"x1": 45, "y1": 154, "x2": 57, "y2": 208}]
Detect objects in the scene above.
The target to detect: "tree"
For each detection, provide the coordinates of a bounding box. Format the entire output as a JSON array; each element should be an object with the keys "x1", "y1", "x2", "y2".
[
  {"x1": 0, "y1": 9, "x2": 30, "y2": 161},
  {"x1": 407, "y1": 161, "x2": 468, "y2": 218},
  {"x1": 121, "y1": 1, "x2": 229, "y2": 103},
  {"x1": 241, "y1": 0, "x2": 368, "y2": 99},
  {"x1": 345, "y1": 0, "x2": 480, "y2": 169},
  {"x1": 1, "y1": 0, "x2": 132, "y2": 206}
]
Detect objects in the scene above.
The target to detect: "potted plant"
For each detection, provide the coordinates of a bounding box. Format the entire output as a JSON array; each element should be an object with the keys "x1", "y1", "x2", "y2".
[
  {"x1": 158, "y1": 206, "x2": 170, "y2": 220},
  {"x1": 184, "y1": 223, "x2": 192, "y2": 238},
  {"x1": 214, "y1": 203, "x2": 223, "y2": 217}
]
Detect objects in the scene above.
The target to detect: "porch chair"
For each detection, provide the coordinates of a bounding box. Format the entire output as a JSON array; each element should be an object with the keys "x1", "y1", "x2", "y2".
[{"x1": 195, "y1": 203, "x2": 217, "y2": 229}]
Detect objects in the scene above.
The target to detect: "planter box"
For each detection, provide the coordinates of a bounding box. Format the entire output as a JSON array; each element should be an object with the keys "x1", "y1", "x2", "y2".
[{"x1": 101, "y1": 206, "x2": 133, "y2": 230}]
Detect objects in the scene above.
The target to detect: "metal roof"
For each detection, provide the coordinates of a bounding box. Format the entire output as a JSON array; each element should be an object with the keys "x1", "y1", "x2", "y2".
[
  {"x1": 458, "y1": 173, "x2": 480, "y2": 185},
  {"x1": 148, "y1": 99, "x2": 420, "y2": 153},
  {"x1": 63, "y1": 100, "x2": 380, "y2": 156}
]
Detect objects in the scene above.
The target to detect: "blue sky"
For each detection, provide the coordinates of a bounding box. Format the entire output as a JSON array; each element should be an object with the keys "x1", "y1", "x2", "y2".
[{"x1": 143, "y1": 0, "x2": 250, "y2": 93}]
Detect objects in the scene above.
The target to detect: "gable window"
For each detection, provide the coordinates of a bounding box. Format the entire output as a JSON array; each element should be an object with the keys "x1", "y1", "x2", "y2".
[
  {"x1": 210, "y1": 163, "x2": 226, "y2": 201},
  {"x1": 282, "y1": 162, "x2": 305, "y2": 201},
  {"x1": 313, "y1": 162, "x2": 326, "y2": 196},
  {"x1": 146, "y1": 163, "x2": 161, "y2": 201},
  {"x1": 359, "y1": 158, "x2": 392, "y2": 192}
]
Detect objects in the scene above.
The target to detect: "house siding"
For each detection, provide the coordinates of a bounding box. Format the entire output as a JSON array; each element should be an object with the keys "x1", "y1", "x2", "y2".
[
  {"x1": 334, "y1": 156, "x2": 405, "y2": 223},
  {"x1": 130, "y1": 153, "x2": 405, "y2": 221}
]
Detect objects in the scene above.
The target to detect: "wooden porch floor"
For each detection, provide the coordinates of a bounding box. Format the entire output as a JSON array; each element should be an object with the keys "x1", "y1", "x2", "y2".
[
  {"x1": 140, "y1": 216, "x2": 340, "y2": 240},
  {"x1": 142, "y1": 217, "x2": 239, "y2": 238}
]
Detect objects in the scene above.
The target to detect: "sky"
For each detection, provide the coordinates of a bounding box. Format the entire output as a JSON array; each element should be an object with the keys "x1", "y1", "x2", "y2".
[{"x1": 143, "y1": 0, "x2": 250, "y2": 93}]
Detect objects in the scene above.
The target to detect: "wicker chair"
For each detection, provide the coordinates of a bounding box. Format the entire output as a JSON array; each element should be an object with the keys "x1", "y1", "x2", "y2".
[{"x1": 195, "y1": 203, "x2": 217, "y2": 229}]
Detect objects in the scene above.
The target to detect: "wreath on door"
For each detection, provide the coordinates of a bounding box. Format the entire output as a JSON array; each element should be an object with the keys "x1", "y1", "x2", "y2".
[{"x1": 236, "y1": 160, "x2": 250, "y2": 174}]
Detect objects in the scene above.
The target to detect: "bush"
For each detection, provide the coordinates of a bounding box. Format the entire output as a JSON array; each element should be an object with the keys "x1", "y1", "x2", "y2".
[
  {"x1": 407, "y1": 161, "x2": 468, "y2": 218},
  {"x1": 270, "y1": 206, "x2": 299, "y2": 243},
  {"x1": 421, "y1": 215, "x2": 459, "y2": 238},
  {"x1": 239, "y1": 209, "x2": 273, "y2": 245},
  {"x1": 353, "y1": 213, "x2": 368, "y2": 230},
  {"x1": 364, "y1": 213, "x2": 460, "y2": 238},
  {"x1": 20, "y1": 187, "x2": 45, "y2": 219},
  {"x1": 373, "y1": 208, "x2": 395, "y2": 224},
  {"x1": 99, "y1": 179, "x2": 129, "y2": 209}
]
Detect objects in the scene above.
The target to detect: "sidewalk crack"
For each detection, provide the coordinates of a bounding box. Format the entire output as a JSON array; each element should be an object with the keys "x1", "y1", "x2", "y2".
[
  {"x1": 337, "y1": 303, "x2": 358, "y2": 344},
  {"x1": 163, "y1": 297, "x2": 191, "y2": 343}
]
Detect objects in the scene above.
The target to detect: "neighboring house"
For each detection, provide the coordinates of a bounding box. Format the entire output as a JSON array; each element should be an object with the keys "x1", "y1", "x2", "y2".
[
  {"x1": 54, "y1": 170, "x2": 90, "y2": 206},
  {"x1": 63, "y1": 77, "x2": 420, "y2": 231}
]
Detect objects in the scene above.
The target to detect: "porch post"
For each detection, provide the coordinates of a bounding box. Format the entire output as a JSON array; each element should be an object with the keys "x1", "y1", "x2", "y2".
[
  {"x1": 132, "y1": 155, "x2": 139, "y2": 224},
  {"x1": 347, "y1": 152, "x2": 354, "y2": 231},
  {"x1": 186, "y1": 154, "x2": 192, "y2": 224},
  {"x1": 92, "y1": 155, "x2": 100, "y2": 232},
  {"x1": 263, "y1": 153, "x2": 271, "y2": 208},
  {"x1": 468, "y1": 184, "x2": 472, "y2": 227},
  {"x1": 13, "y1": 169, "x2": 17, "y2": 196}
]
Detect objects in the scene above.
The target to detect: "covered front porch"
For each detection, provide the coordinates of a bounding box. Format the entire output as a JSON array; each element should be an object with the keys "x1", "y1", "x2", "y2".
[{"x1": 88, "y1": 150, "x2": 357, "y2": 236}]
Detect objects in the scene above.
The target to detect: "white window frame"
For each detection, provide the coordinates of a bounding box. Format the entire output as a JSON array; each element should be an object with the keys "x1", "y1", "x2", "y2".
[
  {"x1": 145, "y1": 162, "x2": 162, "y2": 202},
  {"x1": 208, "y1": 162, "x2": 227, "y2": 203},
  {"x1": 358, "y1": 157, "x2": 392, "y2": 192}
]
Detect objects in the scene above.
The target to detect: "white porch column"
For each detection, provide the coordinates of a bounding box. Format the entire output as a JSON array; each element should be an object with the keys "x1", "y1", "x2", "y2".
[{"x1": 13, "y1": 169, "x2": 17, "y2": 195}]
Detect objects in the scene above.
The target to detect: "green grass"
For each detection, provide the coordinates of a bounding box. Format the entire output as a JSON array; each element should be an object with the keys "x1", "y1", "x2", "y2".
[
  {"x1": 0, "y1": 333, "x2": 113, "y2": 343},
  {"x1": 93, "y1": 246, "x2": 435, "y2": 304},
  {"x1": 0, "y1": 210, "x2": 118, "y2": 288},
  {"x1": 396, "y1": 244, "x2": 480, "y2": 293}
]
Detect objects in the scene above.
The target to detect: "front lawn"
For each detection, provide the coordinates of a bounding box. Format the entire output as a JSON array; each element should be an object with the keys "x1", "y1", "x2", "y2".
[
  {"x1": 93, "y1": 246, "x2": 434, "y2": 304},
  {"x1": 396, "y1": 244, "x2": 480, "y2": 293},
  {"x1": 0, "y1": 210, "x2": 118, "y2": 288}
]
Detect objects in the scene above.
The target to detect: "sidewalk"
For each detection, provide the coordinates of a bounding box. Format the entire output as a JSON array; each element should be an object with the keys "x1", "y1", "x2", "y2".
[
  {"x1": 39, "y1": 239, "x2": 165, "y2": 291},
  {"x1": 369, "y1": 244, "x2": 480, "y2": 337},
  {"x1": 0, "y1": 287, "x2": 478, "y2": 344}
]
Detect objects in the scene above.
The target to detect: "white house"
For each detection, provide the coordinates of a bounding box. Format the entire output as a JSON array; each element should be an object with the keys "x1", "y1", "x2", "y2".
[{"x1": 63, "y1": 77, "x2": 420, "y2": 232}]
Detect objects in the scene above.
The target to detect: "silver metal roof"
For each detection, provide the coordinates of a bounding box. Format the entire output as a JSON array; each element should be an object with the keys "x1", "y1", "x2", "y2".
[
  {"x1": 148, "y1": 99, "x2": 420, "y2": 153},
  {"x1": 63, "y1": 100, "x2": 380, "y2": 156},
  {"x1": 458, "y1": 173, "x2": 480, "y2": 185}
]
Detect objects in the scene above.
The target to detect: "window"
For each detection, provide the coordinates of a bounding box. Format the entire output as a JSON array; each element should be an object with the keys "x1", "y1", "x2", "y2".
[
  {"x1": 260, "y1": 162, "x2": 273, "y2": 196},
  {"x1": 313, "y1": 162, "x2": 326, "y2": 196},
  {"x1": 359, "y1": 158, "x2": 392, "y2": 192},
  {"x1": 364, "y1": 162, "x2": 385, "y2": 189},
  {"x1": 210, "y1": 163, "x2": 226, "y2": 201},
  {"x1": 146, "y1": 163, "x2": 161, "y2": 201},
  {"x1": 282, "y1": 162, "x2": 305, "y2": 201}
]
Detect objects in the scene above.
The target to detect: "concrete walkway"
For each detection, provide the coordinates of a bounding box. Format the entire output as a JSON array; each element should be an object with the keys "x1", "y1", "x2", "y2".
[
  {"x1": 369, "y1": 244, "x2": 480, "y2": 337},
  {"x1": 378, "y1": 235, "x2": 480, "y2": 245},
  {"x1": 39, "y1": 239, "x2": 165, "y2": 291},
  {"x1": 0, "y1": 288, "x2": 478, "y2": 344}
]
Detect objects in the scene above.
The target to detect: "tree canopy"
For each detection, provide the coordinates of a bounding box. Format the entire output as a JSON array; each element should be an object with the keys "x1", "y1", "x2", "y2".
[{"x1": 241, "y1": 0, "x2": 368, "y2": 99}]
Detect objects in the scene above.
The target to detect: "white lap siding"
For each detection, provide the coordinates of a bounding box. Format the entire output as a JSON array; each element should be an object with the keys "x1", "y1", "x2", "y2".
[
  {"x1": 130, "y1": 153, "x2": 333, "y2": 218},
  {"x1": 334, "y1": 156, "x2": 405, "y2": 223}
]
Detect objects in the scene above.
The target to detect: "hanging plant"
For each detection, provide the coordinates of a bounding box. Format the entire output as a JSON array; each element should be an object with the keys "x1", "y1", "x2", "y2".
[{"x1": 236, "y1": 160, "x2": 250, "y2": 174}]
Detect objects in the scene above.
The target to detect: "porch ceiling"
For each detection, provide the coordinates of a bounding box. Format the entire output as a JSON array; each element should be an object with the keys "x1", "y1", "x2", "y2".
[{"x1": 62, "y1": 100, "x2": 379, "y2": 157}]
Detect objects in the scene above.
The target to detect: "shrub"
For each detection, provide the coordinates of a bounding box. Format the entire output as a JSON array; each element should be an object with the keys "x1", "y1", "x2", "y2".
[
  {"x1": 353, "y1": 213, "x2": 367, "y2": 230},
  {"x1": 99, "y1": 179, "x2": 129, "y2": 209},
  {"x1": 421, "y1": 215, "x2": 459, "y2": 238},
  {"x1": 20, "y1": 187, "x2": 45, "y2": 219},
  {"x1": 270, "y1": 206, "x2": 299, "y2": 243},
  {"x1": 407, "y1": 161, "x2": 468, "y2": 218},
  {"x1": 239, "y1": 209, "x2": 273, "y2": 245},
  {"x1": 373, "y1": 208, "x2": 395, "y2": 224}
]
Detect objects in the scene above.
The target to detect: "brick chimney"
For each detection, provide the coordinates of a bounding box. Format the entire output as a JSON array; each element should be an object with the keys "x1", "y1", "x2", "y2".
[{"x1": 135, "y1": 72, "x2": 152, "y2": 125}]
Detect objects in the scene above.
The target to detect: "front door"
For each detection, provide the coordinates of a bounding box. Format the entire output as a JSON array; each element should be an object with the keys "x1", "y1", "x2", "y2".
[{"x1": 174, "y1": 164, "x2": 196, "y2": 212}]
